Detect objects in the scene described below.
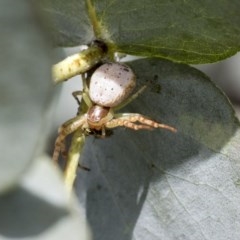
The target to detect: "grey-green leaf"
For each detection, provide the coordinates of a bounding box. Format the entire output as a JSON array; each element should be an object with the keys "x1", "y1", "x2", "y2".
[
  {"x1": 0, "y1": 156, "x2": 91, "y2": 240},
  {"x1": 0, "y1": 1, "x2": 53, "y2": 192},
  {"x1": 77, "y1": 58, "x2": 240, "y2": 240},
  {"x1": 39, "y1": 0, "x2": 94, "y2": 46}
]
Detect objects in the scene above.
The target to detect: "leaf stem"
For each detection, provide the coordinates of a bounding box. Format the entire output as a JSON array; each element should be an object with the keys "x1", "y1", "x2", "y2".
[
  {"x1": 52, "y1": 43, "x2": 106, "y2": 83},
  {"x1": 64, "y1": 130, "x2": 85, "y2": 194}
]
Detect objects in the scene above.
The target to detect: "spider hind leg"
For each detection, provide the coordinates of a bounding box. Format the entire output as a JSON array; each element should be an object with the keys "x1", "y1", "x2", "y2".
[{"x1": 106, "y1": 113, "x2": 177, "y2": 132}]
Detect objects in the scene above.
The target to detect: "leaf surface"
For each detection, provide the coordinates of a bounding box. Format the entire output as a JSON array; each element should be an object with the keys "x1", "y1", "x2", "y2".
[
  {"x1": 39, "y1": 0, "x2": 94, "y2": 46},
  {"x1": 0, "y1": 156, "x2": 91, "y2": 240},
  {"x1": 77, "y1": 58, "x2": 240, "y2": 240},
  {"x1": 40, "y1": 0, "x2": 240, "y2": 63},
  {"x1": 0, "y1": 0, "x2": 53, "y2": 192}
]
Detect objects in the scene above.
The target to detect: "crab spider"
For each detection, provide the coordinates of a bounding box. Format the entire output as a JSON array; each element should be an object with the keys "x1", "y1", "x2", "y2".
[{"x1": 52, "y1": 62, "x2": 177, "y2": 163}]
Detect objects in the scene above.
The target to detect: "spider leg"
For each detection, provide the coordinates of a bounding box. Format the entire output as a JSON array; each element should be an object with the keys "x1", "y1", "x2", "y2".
[
  {"x1": 113, "y1": 85, "x2": 147, "y2": 111},
  {"x1": 61, "y1": 142, "x2": 68, "y2": 160},
  {"x1": 105, "y1": 113, "x2": 177, "y2": 132},
  {"x1": 72, "y1": 91, "x2": 83, "y2": 105},
  {"x1": 72, "y1": 75, "x2": 93, "y2": 108},
  {"x1": 52, "y1": 114, "x2": 87, "y2": 162}
]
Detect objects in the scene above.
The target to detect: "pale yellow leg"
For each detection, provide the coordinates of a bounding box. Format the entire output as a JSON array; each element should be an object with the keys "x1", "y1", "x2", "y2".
[
  {"x1": 72, "y1": 74, "x2": 93, "y2": 109},
  {"x1": 106, "y1": 113, "x2": 177, "y2": 132},
  {"x1": 113, "y1": 85, "x2": 147, "y2": 111},
  {"x1": 52, "y1": 115, "x2": 86, "y2": 162}
]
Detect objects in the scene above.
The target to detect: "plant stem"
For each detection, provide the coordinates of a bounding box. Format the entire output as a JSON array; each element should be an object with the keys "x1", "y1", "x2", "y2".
[
  {"x1": 52, "y1": 43, "x2": 106, "y2": 83},
  {"x1": 64, "y1": 130, "x2": 85, "y2": 194}
]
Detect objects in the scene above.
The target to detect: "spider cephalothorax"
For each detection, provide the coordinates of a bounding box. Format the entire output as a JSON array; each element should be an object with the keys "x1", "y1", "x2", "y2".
[
  {"x1": 87, "y1": 105, "x2": 112, "y2": 130},
  {"x1": 53, "y1": 62, "x2": 177, "y2": 162}
]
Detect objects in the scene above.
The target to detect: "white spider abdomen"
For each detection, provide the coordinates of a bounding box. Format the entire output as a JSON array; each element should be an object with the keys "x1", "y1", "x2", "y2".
[{"x1": 89, "y1": 62, "x2": 136, "y2": 107}]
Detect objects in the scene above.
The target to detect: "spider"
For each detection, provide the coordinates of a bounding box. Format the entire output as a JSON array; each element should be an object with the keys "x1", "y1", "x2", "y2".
[{"x1": 52, "y1": 62, "x2": 177, "y2": 163}]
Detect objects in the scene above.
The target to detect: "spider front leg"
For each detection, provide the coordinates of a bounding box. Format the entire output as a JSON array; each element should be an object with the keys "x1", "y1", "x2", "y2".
[
  {"x1": 105, "y1": 113, "x2": 177, "y2": 132},
  {"x1": 52, "y1": 114, "x2": 87, "y2": 162},
  {"x1": 72, "y1": 76, "x2": 91, "y2": 103},
  {"x1": 113, "y1": 85, "x2": 147, "y2": 111}
]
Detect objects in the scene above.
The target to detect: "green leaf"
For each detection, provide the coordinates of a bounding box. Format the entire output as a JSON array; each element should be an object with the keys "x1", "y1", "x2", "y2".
[
  {"x1": 77, "y1": 58, "x2": 240, "y2": 239},
  {"x1": 40, "y1": 0, "x2": 240, "y2": 63},
  {"x1": 91, "y1": 0, "x2": 240, "y2": 63}
]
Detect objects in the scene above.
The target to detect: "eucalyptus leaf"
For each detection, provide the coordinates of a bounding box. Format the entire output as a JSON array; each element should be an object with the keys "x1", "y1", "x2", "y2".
[
  {"x1": 39, "y1": 0, "x2": 94, "y2": 46},
  {"x1": 76, "y1": 58, "x2": 240, "y2": 240},
  {"x1": 0, "y1": 4, "x2": 92, "y2": 235},
  {"x1": 40, "y1": 0, "x2": 240, "y2": 63},
  {"x1": 0, "y1": 1, "x2": 53, "y2": 192},
  {"x1": 0, "y1": 156, "x2": 91, "y2": 240},
  {"x1": 92, "y1": 0, "x2": 240, "y2": 63}
]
